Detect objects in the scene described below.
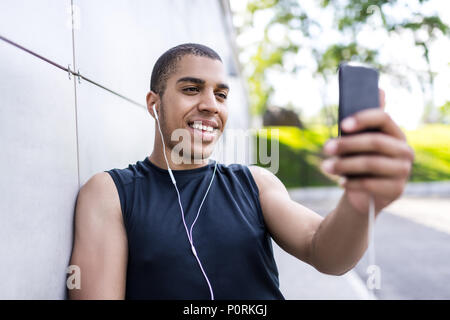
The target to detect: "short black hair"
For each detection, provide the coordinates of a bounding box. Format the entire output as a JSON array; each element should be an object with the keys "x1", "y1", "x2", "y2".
[{"x1": 150, "y1": 43, "x2": 222, "y2": 97}]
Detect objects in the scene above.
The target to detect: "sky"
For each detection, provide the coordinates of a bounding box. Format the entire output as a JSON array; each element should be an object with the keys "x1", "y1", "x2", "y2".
[{"x1": 230, "y1": 0, "x2": 450, "y2": 130}]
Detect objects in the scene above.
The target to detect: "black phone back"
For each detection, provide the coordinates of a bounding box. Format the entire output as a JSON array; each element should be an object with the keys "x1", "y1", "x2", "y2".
[{"x1": 338, "y1": 63, "x2": 379, "y2": 136}]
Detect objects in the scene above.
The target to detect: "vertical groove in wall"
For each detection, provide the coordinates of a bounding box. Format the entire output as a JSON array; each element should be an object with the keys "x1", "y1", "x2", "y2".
[{"x1": 71, "y1": 0, "x2": 81, "y2": 189}]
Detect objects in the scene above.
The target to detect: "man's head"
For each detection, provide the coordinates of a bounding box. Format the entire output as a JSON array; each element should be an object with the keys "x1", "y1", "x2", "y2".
[
  {"x1": 150, "y1": 43, "x2": 223, "y2": 98},
  {"x1": 147, "y1": 43, "x2": 229, "y2": 164}
]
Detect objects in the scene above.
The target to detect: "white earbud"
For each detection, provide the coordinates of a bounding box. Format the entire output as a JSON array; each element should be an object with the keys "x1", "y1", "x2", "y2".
[
  {"x1": 152, "y1": 103, "x2": 176, "y2": 185},
  {"x1": 152, "y1": 104, "x2": 159, "y2": 120}
]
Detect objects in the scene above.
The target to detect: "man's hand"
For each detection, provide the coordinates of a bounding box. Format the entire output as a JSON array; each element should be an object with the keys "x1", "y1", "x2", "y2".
[{"x1": 320, "y1": 90, "x2": 415, "y2": 215}]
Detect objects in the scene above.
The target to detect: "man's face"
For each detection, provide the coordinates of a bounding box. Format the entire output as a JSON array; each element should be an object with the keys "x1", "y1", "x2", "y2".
[{"x1": 157, "y1": 55, "x2": 229, "y2": 163}]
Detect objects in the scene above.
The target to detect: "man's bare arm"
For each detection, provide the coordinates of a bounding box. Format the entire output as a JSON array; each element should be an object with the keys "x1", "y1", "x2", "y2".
[
  {"x1": 250, "y1": 166, "x2": 371, "y2": 275},
  {"x1": 68, "y1": 172, "x2": 128, "y2": 299},
  {"x1": 248, "y1": 166, "x2": 324, "y2": 269},
  {"x1": 249, "y1": 95, "x2": 413, "y2": 276},
  {"x1": 249, "y1": 166, "x2": 384, "y2": 275}
]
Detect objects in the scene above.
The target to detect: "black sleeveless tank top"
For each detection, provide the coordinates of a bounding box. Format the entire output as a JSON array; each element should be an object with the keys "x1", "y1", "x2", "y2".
[{"x1": 105, "y1": 156, "x2": 284, "y2": 300}]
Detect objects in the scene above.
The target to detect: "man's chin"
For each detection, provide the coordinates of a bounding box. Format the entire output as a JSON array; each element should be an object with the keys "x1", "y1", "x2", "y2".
[
  {"x1": 167, "y1": 149, "x2": 213, "y2": 165},
  {"x1": 190, "y1": 152, "x2": 213, "y2": 163}
]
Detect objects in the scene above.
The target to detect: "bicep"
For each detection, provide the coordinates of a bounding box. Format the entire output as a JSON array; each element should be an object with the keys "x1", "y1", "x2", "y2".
[
  {"x1": 68, "y1": 172, "x2": 128, "y2": 300},
  {"x1": 249, "y1": 166, "x2": 323, "y2": 265}
]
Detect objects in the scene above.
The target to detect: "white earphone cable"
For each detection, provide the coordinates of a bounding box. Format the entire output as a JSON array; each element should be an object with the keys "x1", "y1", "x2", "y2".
[
  {"x1": 366, "y1": 193, "x2": 381, "y2": 293},
  {"x1": 153, "y1": 105, "x2": 216, "y2": 300},
  {"x1": 368, "y1": 194, "x2": 375, "y2": 267}
]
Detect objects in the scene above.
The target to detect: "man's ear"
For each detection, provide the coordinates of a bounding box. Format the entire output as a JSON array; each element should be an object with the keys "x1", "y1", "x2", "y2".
[{"x1": 146, "y1": 91, "x2": 159, "y2": 119}]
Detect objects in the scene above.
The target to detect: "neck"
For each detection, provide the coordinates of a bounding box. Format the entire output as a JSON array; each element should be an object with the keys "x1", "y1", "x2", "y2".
[{"x1": 149, "y1": 143, "x2": 210, "y2": 171}]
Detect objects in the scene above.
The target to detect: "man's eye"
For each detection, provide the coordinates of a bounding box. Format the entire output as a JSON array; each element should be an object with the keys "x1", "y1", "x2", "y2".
[
  {"x1": 216, "y1": 92, "x2": 228, "y2": 99},
  {"x1": 183, "y1": 87, "x2": 199, "y2": 93}
]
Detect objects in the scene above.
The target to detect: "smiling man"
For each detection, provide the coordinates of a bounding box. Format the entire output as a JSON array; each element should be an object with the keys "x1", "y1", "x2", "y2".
[{"x1": 68, "y1": 43, "x2": 414, "y2": 300}]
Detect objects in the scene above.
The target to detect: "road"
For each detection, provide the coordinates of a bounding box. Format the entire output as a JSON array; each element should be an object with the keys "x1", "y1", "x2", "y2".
[{"x1": 274, "y1": 190, "x2": 450, "y2": 300}]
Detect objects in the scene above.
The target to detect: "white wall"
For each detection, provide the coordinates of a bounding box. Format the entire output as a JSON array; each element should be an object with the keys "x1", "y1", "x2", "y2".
[{"x1": 0, "y1": 0, "x2": 250, "y2": 299}]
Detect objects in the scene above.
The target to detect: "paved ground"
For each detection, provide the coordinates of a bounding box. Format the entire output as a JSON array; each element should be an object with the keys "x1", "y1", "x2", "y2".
[
  {"x1": 354, "y1": 197, "x2": 450, "y2": 299},
  {"x1": 274, "y1": 185, "x2": 450, "y2": 300},
  {"x1": 273, "y1": 241, "x2": 376, "y2": 300}
]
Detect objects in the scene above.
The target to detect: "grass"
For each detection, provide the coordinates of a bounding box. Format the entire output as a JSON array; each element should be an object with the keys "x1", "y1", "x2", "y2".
[
  {"x1": 255, "y1": 124, "x2": 450, "y2": 188},
  {"x1": 405, "y1": 124, "x2": 450, "y2": 182}
]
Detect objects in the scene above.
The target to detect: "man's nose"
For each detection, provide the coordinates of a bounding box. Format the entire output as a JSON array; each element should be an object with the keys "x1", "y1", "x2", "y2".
[{"x1": 198, "y1": 90, "x2": 219, "y2": 113}]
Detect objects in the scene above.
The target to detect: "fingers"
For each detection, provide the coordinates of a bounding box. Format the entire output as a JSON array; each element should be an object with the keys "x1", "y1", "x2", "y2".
[
  {"x1": 321, "y1": 155, "x2": 412, "y2": 179},
  {"x1": 341, "y1": 108, "x2": 406, "y2": 141},
  {"x1": 324, "y1": 133, "x2": 415, "y2": 161},
  {"x1": 321, "y1": 133, "x2": 414, "y2": 180},
  {"x1": 323, "y1": 88, "x2": 414, "y2": 202},
  {"x1": 340, "y1": 177, "x2": 406, "y2": 199}
]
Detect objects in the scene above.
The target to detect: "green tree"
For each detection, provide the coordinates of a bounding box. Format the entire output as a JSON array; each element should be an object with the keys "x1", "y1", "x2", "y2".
[{"x1": 237, "y1": 0, "x2": 450, "y2": 124}]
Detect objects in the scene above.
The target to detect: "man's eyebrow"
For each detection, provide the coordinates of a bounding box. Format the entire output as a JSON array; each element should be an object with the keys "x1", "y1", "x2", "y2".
[
  {"x1": 176, "y1": 77, "x2": 205, "y2": 85},
  {"x1": 217, "y1": 83, "x2": 230, "y2": 91},
  {"x1": 176, "y1": 76, "x2": 229, "y2": 90}
]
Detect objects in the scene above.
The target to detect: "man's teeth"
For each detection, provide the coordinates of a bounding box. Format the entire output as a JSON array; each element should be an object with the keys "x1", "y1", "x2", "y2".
[{"x1": 189, "y1": 123, "x2": 215, "y2": 132}]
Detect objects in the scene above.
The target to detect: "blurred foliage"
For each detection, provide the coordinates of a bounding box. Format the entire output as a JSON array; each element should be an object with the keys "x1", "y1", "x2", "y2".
[
  {"x1": 438, "y1": 101, "x2": 450, "y2": 123},
  {"x1": 422, "y1": 100, "x2": 450, "y2": 124},
  {"x1": 239, "y1": 0, "x2": 450, "y2": 117},
  {"x1": 255, "y1": 124, "x2": 450, "y2": 188},
  {"x1": 255, "y1": 125, "x2": 336, "y2": 188}
]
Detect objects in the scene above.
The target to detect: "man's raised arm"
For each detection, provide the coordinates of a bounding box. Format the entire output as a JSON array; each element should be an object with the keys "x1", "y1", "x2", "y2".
[{"x1": 249, "y1": 102, "x2": 413, "y2": 275}]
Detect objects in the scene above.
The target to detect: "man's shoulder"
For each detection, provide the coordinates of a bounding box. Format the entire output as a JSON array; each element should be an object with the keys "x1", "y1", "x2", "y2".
[
  {"x1": 104, "y1": 158, "x2": 149, "y2": 186},
  {"x1": 247, "y1": 165, "x2": 276, "y2": 183},
  {"x1": 77, "y1": 172, "x2": 122, "y2": 221},
  {"x1": 219, "y1": 162, "x2": 279, "y2": 186},
  {"x1": 247, "y1": 165, "x2": 287, "y2": 196},
  {"x1": 81, "y1": 172, "x2": 116, "y2": 194}
]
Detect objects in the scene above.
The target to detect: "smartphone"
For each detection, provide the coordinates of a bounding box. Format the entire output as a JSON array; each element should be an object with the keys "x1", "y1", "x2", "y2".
[{"x1": 338, "y1": 63, "x2": 380, "y2": 137}]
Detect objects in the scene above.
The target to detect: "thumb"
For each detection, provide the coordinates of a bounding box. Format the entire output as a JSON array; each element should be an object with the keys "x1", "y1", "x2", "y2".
[{"x1": 379, "y1": 88, "x2": 386, "y2": 110}]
